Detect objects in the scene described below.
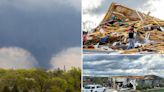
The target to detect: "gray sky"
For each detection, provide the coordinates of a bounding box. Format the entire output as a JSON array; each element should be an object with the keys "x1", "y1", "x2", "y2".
[
  {"x1": 0, "y1": 0, "x2": 81, "y2": 69},
  {"x1": 83, "y1": 55, "x2": 164, "y2": 78}
]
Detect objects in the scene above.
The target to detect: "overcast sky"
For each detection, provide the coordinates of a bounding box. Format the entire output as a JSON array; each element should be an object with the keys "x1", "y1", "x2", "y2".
[
  {"x1": 83, "y1": 55, "x2": 164, "y2": 78},
  {"x1": 0, "y1": 0, "x2": 81, "y2": 69},
  {"x1": 82, "y1": 0, "x2": 164, "y2": 28}
]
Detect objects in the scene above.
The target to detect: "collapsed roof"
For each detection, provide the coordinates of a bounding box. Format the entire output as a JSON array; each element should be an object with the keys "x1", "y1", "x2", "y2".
[{"x1": 100, "y1": 2, "x2": 164, "y2": 26}]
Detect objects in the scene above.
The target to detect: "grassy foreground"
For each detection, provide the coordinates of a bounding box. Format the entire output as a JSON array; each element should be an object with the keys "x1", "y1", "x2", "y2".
[{"x1": 142, "y1": 88, "x2": 164, "y2": 92}]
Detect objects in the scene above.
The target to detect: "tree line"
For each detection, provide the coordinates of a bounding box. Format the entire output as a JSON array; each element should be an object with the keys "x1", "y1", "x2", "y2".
[{"x1": 0, "y1": 68, "x2": 81, "y2": 92}]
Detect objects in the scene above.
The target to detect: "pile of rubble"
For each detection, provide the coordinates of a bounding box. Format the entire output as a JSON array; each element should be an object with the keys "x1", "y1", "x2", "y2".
[{"x1": 83, "y1": 2, "x2": 164, "y2": 54}]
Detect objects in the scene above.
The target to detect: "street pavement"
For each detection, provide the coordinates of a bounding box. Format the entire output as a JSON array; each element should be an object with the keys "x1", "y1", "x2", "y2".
[{"x1": 105, "y1": 88, "x2": 118, "y2": 92}]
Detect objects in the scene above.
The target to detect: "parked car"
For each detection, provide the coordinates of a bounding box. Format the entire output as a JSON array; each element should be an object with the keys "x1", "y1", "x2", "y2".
[{"x1": 83, "y1": 84, "x2": 106, "y2": 92}]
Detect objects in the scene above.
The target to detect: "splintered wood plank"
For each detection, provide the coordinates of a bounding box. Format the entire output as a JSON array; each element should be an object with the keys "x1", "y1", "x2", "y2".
[{"x1": 100, "y1": 2, "x2": 116, "y2": 24}]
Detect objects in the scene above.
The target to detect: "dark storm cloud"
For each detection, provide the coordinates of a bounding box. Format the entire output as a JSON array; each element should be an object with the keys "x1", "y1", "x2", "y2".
[
  {"x1": 0, "y1": 0, "x2": 81, "y2": 68},
  {"x1": 83, "y1": 55, "x2": 164, "y2": 77},
  {"x1": 83, "y1": 55, "x2": 141, "y2": 71},
  {"x1": 83, "y1": 55, "x2": 140, "y2": 62}
]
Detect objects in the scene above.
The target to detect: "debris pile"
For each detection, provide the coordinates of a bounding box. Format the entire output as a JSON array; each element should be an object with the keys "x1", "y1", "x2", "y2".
[{"x1": 83, "y1": 2, "x2": 164, "y2": 54}]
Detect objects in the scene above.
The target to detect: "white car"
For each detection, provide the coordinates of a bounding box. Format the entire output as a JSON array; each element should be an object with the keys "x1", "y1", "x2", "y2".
[{"x1": 83, "y1": 84, "x2": 106, "y2": 92}]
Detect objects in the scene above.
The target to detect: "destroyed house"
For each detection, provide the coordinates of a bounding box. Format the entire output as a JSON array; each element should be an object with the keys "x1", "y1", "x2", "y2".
[
  {"x1": 84, "y1": 2, "x2": 164, "y2": 54},
  {"x1": 110, "y1": 75, "x2": 163, "y2": 90}
]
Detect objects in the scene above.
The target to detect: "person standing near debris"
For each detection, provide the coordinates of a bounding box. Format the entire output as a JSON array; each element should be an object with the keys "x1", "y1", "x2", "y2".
[{"x1": 127, "y1": 25, "x2": 135, "y2": 49}]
